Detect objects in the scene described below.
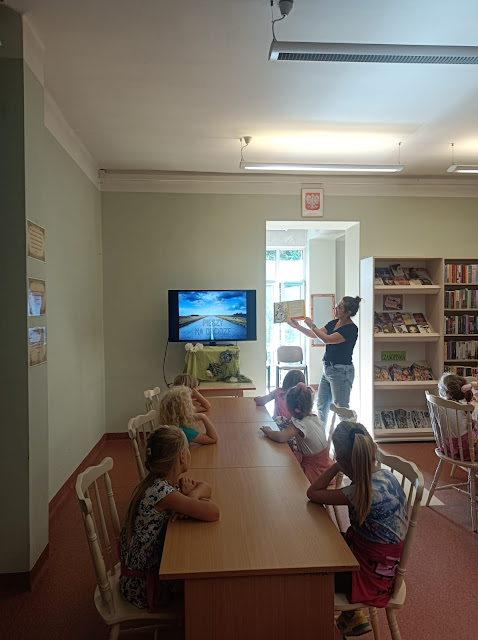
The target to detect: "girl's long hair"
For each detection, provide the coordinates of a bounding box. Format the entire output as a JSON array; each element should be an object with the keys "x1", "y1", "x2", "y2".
[
  {"x1": 281, "y1": 369, "x2": 306, "y2": 392},
  {"x1": 332, "y1": 421, "x2": 375, "y2": 525},
  {"x1": 285, "y1": 383, "x2": 314, "y2": 420},
  {"x1": 173, "y1": 373, "x2": 198, "y2": 389},
  {"x1": 124, "y1": 425, "x2": 187, "y2": 545},
  {"x1": 159, "y1": 385, "x2": 196, "y2": 427}
]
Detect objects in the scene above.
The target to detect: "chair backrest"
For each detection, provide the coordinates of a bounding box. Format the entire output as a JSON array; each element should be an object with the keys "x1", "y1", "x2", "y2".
[
  {"x1": 277, "y1": 345, "x2": 304, "y2": 364},
  {"x1": 144, "y1": 386, "x2": 161, "y2": 426},
  {"x1": 425, "y1": 391, "x2": 475, "y2": 464},
  {"x1": 328, "y1": 403, "x2": 357, "y2": 447},
  {"x1": 376, "y1": 449, "x2": 424, "y2": 599},
  {"x1": 128, "y1": 410, "x2": 157, "y2": 481},
  {"x1": 76, "y1": 457, "x2": 121, "y2": 615}
]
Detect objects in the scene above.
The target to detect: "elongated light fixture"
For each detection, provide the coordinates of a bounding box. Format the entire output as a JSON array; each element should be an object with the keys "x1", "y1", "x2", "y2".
[
  {"x1": 240, "y1": 161, "x2": 404, "y2": 173},
  {"x1": 446, "y1": 144, "x2": 478, "y2": 173}
]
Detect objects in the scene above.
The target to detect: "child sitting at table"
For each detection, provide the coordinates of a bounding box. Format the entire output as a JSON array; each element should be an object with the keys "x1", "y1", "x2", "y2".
[
  {"x1": 438, "y1": 372, "x2": 478, "y2": 461},
  {"x1": 120, "y1": 425, "x2": 219, "y2": 610},
  {"x1": 307, "y1": 421, "x2": 408, "y2": 638},
  {"x1": 261, "y1": 381, "x2": 333, "y2": 482},
  {"x1": 173, "y1": 373, "x2": 211, "y2": 413},
  {"x1": 254, "y1": 369, "x2": 306, "y2": 452},
  {"x1": 159, "y1": 386, "x2": 218, "y2": 445}
]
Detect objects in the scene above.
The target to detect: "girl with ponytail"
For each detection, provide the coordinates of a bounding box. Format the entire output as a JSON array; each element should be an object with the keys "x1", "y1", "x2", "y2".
[
  {"x1": 120, "y1": 426, "x2": 219, "y2": 611},
  {"x1": 307, "y1": 422, "x2": 408, "y2": 638}
]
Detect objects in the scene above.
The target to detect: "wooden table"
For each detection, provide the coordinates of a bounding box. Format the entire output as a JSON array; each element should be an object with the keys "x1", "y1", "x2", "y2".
[
  {"x1": 160, "y1": 466, "x2": 358, "y2": 640},
  {"x1": 190, "y1": 421, "x2": 297, "y2": 469},
  {"x1": 206, "y1": 397, "x2": 272, "y2": 423},
  {"x1": 198, "y1": 381, "x2": 256, "y2": 397}
]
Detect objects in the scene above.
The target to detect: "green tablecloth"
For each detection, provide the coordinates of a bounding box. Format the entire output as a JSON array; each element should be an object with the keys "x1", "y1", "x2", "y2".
[{"x1": 184, "y1": 346, "x2": 250, "y2": 382}]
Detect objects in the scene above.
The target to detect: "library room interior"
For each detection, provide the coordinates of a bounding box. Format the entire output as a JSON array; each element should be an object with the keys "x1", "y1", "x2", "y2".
[{"x1": 2, "y1": 1, "x2": 478, "y2": 639}]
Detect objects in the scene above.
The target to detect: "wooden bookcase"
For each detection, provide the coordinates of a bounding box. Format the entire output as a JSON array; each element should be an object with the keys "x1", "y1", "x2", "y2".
[
  {"x1": 360, "y1": 257, "x2": 443, "y2": 442},
  {"x1": 443, "y1": 258, "x2": 478, "y2": 378}
]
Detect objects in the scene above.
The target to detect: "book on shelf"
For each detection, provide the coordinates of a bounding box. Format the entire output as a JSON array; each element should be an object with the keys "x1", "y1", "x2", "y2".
[
  {"x1": 374, "y1": 365, "x2": 392, "y2": 381},
  {"x1": 445, "y1": 263, "x2": 478, "y2": 284},
  {"x1": 394, "y1": 324, "x2": 408, "y2": 334},
  {"x1": 445, "y1": 365, "x2": 478, "y2": 377},
  {"x1": 374, "y1": 324, "x2": 383, "y2": 334},
  {"x1": 401, "y1": 312, "x2": 414, "y2": 325},
  {"x1": 374, "y1": 264, "x2": 433, "y2": 286},
  {"x1": 444, "y1": 315, "x2": 478, "y2": 335},
  {"x1": 413, "y1": 313, "x2": 427, "y2": 325},
  {"x1": 417, "y1": 324, "x2": 431, "y2": 334},
  {"x1": 390, "y1": 312, "x2": 404, "y2": 325},
  {"x1": 407, "y1": 324, "x2": 420, "y2": 334},
  {"x1": 444, "y1": 289, "x2": 478, "y2": 309},
  {"x1": 383, "y1": 294, "x2": 403, "y2": 311},
  {"x1": 375, "y1": 409, "x2": 431, "y2": 430},
  {"x1": 444, "y1": 340, "x2": 478, "y2": 360},
  {"x1": 388, "y1": 364, "x2": 412, "y2": 381},
  {"x1": 374, "y1": 310, "x2": 433, "y2": 334}
]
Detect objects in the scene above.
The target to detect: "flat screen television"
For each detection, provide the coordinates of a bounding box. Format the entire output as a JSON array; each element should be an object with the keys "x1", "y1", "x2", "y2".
[{"x1": 168, "y1": 290, "x2": 257, "y2": 343}]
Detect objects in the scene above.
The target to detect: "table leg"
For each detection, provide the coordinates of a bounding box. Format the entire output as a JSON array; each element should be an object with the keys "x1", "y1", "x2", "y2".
[{"x1": 185, "y1": 573, "x2": 334, "y2": 640}]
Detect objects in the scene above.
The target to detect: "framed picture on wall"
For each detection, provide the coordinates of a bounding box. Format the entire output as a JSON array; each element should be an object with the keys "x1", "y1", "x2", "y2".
[{"x1": 301, "y1": 188, "x2": 324, "y2": 218}]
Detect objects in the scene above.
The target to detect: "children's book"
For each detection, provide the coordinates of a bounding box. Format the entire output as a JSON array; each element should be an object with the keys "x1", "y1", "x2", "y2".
[
  {"x1": 413, "y1": 313, "x2": 427, "y2": 325},
  {"x1": 383, "y1": 295, "x2": 403, "y2": 311},
  {"x1": 273, "y1": 300, "x2": 305, "y2": 323},
  {"x1": 374, "y1": 412, "x2": 383, "y2": 430},
  {"x1": 374, "y1": 365, "x2": 391, "y2": 381},
  {"x1": 390, "y1": 264, "x2": 405, "y2": 278},
  {"x1": 416, "y1": 268, "x2": 433, "y2": 285},
  {"x1": 381, "y1": 411, "x2": 398, "y2": 429},
  {"x1": 401, "y1": 312, "x2": 414, "y2": 325},
  {"x1": 389, "y1": 364, "x2": 404, "y2": 380},
  {"x1": 394, "y1": 324, "x2": 408, "y2": 334},
  {"x1": 407, "y1": 324, "x2": 420, "y2": 334},
  {"x1": 411, "y1": 410, "x2": 431, "y2": 429},
  {"x1": 374, "y1": 324, "x2": 383, "y2": 334},
  {"x1": 394, "y1": 409, "x2": 410, "y2": 429},
  {"x1": 378, "y1": 313, "x2": 392, "y2": 325},
  {"x1": 382, "y1": 323, "x2": 396, "y2": 333},
  {"x1": 417, "y1": 324, "x2": 431, "y2": 334},
  {"x1": 391, "y1": 312, "x2": 404, "y2": 325}
]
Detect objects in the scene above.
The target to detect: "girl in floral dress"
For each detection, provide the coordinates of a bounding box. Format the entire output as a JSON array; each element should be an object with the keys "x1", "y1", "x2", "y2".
[{"x1": 120, "y1": 425, "x2": 219, "y2": 610}]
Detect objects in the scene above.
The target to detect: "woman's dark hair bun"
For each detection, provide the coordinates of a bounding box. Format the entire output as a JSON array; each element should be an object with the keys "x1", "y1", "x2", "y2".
[{"x1": 343, "y1": 296, "x2": 362, "y2": 317}]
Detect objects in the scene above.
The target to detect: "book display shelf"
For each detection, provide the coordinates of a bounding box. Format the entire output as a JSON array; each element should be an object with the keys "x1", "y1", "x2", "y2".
[
  {"x1": 360, "y1": 257, "x2": 443, "y2": 443},
  {"x1": 443, "y1": 259, "x2": 478, "y2": 379}
]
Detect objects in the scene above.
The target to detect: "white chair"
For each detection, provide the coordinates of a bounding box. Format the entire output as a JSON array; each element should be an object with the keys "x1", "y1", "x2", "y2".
[
  {"x1": 144, "y1": 387, "x2": 161, "y2": 427},
  {"x1": 327, "y1": 404, "x2": 357, "y2": 533},
  {"x1": 334, "y1": 449, "x2": 424, "y2": 640},
  {"x1": 275, "y1": 345, "x2": 308, "y2": 388},
  {"x1": 425, "y1": 391, "x2": 477, "y2": 532},
  {"x1": 76, "y1": 457, "x2": 182, "y2": 639},
  {"x1": 128, "y1": 410, "x2": 157, "y2": 481}
]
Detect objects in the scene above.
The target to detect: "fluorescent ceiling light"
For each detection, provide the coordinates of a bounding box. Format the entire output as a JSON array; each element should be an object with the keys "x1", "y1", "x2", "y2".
[
  {"x1": 447, "y1": 165, "x2": 478, "y2": 174},
  {"x1": 240, "y1": 162, "x2": 404, "y2": 173},
  {"x1": 269, "y1": 41, "x2": 478, "y2": 64}
]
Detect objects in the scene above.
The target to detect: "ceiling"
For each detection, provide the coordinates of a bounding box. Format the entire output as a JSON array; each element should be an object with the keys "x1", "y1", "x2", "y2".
[{"x1": 9, "y1": 0, "x2": 478, "y2": 176}]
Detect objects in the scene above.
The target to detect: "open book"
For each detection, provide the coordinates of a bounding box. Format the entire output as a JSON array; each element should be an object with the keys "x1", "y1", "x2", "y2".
[{"x1": 274, "y1": 300, "x2": 306, "y2": 323}]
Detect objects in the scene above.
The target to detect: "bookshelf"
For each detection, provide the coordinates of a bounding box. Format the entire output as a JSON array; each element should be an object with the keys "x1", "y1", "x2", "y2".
[
  {"x1": 443, "y1": 259, "x2": 478, "y2": 378},
  {"x1": 360, "y1": 257, "x2": 442, "y2": 443}
]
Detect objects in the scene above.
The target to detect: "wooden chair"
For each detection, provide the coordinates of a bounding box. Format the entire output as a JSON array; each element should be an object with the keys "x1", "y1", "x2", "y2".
[
  {"x1": 425, "y1": 391, "x2": 477, "y2": 532},
  {"x1": 327, "y1": 403, "x2": 357, "y2": 532},
  {"x1": 144, "y1": 387, "x2": 161, "y2": 427},
  {"x1": 275, "y1": 345, "x2": 308, "y2": 388},
  {"x1": 128, "y1": 410, "x2": 157, "y2": 481},
  {"x1": 334, "y1": 449, "x2": 424, "y2": 640},
  {"x1": 76, "y1": 457, "x2": 182, "y2": 639}
]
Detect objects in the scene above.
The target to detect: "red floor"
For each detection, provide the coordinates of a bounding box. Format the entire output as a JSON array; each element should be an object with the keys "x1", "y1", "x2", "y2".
[{"x1": 1, "y1": 438, "x2": 476, "y2": 640}]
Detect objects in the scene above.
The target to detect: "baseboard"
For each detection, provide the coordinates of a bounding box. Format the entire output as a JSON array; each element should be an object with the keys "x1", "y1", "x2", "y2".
[
  {"x1": 49, "y1": 433, "x2": 107, "y2": 519},
  {"x1": 0, "y1": 544, "x2": 49, "y2": 594},
  {"x1": 106, "y1": 431, "x2": 129, "y2": 440}
]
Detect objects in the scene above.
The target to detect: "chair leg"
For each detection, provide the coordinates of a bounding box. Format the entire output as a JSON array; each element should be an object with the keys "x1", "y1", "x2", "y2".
[
  {"x1": 109, "y1": 624, "x2": 120, "y2": 640},
  {"x1": 450, "y1": 464, "x2": 457, "y2": 477},
  {"x1": 333, "y1": 505, "x2": 345, "y2": 533},
  {"x1": 369, "y1": 607, "x2": 381, "y2": 640},
  {"x1": 276, "y1": 366, "x2": 280, "y2": 390},
  {"x1": 426, "y1": 459, "x2": 444, "y2": 506},
  {"x1": 385, "y1": 608, "x2": 402, "y2": 640},
  {"x1": 470, "y1": 469, "x2": 477, "y2": 532}
]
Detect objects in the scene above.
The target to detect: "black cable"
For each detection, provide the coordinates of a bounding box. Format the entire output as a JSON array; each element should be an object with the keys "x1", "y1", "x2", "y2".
[{"x1": 163, "y1": 339, "x2": 171, "y2": 388}]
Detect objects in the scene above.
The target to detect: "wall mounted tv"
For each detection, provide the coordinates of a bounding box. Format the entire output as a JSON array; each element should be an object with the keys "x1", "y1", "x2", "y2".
[{"x1": 168, "y1": 290, "x2": 257, "y2": 343}]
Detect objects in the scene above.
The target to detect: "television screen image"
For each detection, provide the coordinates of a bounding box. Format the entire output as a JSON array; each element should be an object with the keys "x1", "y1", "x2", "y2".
[{"x1": 170, "y1": 290, "x2": 256, "y2": 342}]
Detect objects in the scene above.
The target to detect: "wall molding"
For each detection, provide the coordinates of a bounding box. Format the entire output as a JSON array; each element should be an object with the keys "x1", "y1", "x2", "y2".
[
  {"x1": 99, "y1": 169, "x2": 478, "y2": 197},
  {"x1": 44, "y1": 91, "x2": 100, "y2": 188},
  {"x1": 22, "y1": 16, "x2": 44, "y2": 85}
]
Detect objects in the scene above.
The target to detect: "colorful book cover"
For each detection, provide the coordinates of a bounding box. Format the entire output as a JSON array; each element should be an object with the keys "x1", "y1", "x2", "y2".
[
  {"x1": 374, "y1": 365, "x2": 391, "y2": 381},
  {"x1": 413, "y1": 313, "x2": 427, "y2": 325},
  {"x1": 389, "y1": 364, "x2": 404, "y2": 380},
  {"x1": 382, "y1": 323, "x2": 396, "y2": 333},
  {"x1": 394, "y1": 408, "x2": 409, "y2": 429},
  {"x1": 378, "y1": 313, "x2": 392, "y2": 325},
  {"x1": 407, "y1": 324, "x2": 420, "y2": 334},
  {"x1": 383, "y1": 294, "x2": 403, "y2": 311},
  {"x1": 273, "y1": 300, "x2": 306, "y2": 323},
  {"x1": 417, "y1": 324, "x2": 431, "y2": 334},
  {"x1": 374, "y1": 412, "x2": 383, "y2": 430},
  {"x1": 416, "y1": 268, "x2": 433, "y2": 285},
  {"x1": 391, "y1": 312, "x2": 404, "y2": 324},
  {"x1": 402, "y1": 312, "x2": 414, "y2": 325},
  {"x1": 381, "y1": 411, "x2": 398, "y2": 429},
  {"x1": 393, "y1": 277, "x2": 410, "y2": 286},
  {"x1": 374, "y1": 324, "x2": 383, "y2": 334}
]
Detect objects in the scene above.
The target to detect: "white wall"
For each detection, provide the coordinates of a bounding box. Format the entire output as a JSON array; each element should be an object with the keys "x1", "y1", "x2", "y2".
[
  {"x1": 44, "y1": 129, "x2": 105, "y2": 499},
  {"x1": 101, "y1": 191, "x2": 478, "y2": 432}
]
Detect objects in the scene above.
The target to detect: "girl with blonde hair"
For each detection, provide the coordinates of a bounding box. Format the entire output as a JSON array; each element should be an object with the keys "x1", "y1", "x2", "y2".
[
  {"x1": 120, "y1": 426, "x2": 219, "y2": 610},
  {"x1": 173, "y1": 373, "x2": 211, "y2": 413},
  {"x1": 159, "y1": 385, "x2": 218, "y2": 445},
  {"x1": 307, "y1": 421, "x2": 408, "y2": 638}
]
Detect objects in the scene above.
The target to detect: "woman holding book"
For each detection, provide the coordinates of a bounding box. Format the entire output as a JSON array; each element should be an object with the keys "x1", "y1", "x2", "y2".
[{"x1": 288, "y1": 296, "x2": 361, "y2": 426}]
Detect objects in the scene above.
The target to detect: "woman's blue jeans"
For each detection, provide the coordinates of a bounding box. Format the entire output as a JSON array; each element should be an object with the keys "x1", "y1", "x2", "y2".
[{"x1": 317, "y1": 363, "x2": 355, "y2": 426}]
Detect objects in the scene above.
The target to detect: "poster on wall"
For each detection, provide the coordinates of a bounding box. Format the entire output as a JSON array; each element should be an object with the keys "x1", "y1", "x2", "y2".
[
  {"x1": 29, "y1": 326, "x2": 47, "y2": 366},
  {"x1": 28, "y1": 278, "x2": 46, "y2": 316},
  {"x1": 27, "y1": 220, "x2": 46, "y2": 261},
  {"x1": 301, "y1": 188, "x2": 324, "y2": 218}
]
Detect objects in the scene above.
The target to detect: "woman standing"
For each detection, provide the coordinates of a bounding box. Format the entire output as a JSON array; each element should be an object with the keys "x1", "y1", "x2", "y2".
[{"x1": 288, "y1": 296, "x2": 361, "y2": 426}]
